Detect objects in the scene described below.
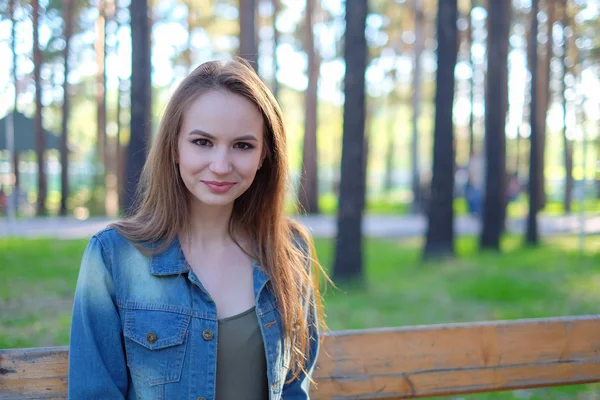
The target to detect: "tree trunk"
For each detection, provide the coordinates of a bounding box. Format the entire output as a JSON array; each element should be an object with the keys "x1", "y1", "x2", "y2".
[
  {"x1": 114, "y1": 2, "x2": 126, "y2": 212},
  {"x1": 13, "y1": 153, "x2": 19, "y2": 194},
  {"x1": 560, "y1": 0, "x2": 573, "y2": 214},
  {"x1": 272, "y1": 0, "x2": 280, "y2": 99},
  {"x1": 480, "y1": 0, "x2": 511, "y2": 250},
  {"x1": 362, "y1": 103, "x2": 373, "y2": 197},
  {"x1": 423, "y1": 0, "x2": 458, "y2": 259},
  {"x1": 117, "y1": 76, "x2": 125, "y2": 212},
  {"x1": 333, "y1": 0, "x2": 367, "y2": 282},
  {"x1": 105, "y1": 140, "x2": 119, "y2": 217},
  {"x1": 534, "y1": 0, "x2": 555, "y2": 211},
  {"x1": 383, "y1": 92, "x2": 397, "y2": 193},
  {"x1": 239, "y1": 0, "x2": 258, "y2": 71},
  {"x1": 95, "y1": 0, "x2": 107, "y2": 214},
  {"x1": 411, "y1": 0, "x2": 424, "y2": 213},
  {"x1": 467, "y1": 0, "x2": 475, "y2": 157},
  {"x1": 60, "y1": 0, "x2": 74, "y2": 217},
  {"x1": 526, "y1": 0, "x2": 540, "y2": 245},
  {"x1": 33, "y1": 0, "x2": 47, "y2": 216},
  {"x1": 117, "y1": 76, "x2": 129, "y2": 213},
  {"x1": 10, "y1": 0, "x2": 17, "y2": 118},
  {"x1": 298, "y1": 0, "x2": 319, "y2": 214},
  {"x1": 104, "y1": 0, "x2": 118, "y2": 217},
  {"x1": 7, "y1": 0, "x2": 18, "y2": 218},
  {"x1": 125, "y1": 0, "x2": 151, "y2": 215}
]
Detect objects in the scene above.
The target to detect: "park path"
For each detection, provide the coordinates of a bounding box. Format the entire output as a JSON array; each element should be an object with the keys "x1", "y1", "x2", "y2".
[{"x1": 1, "y1": 213, "x2": 600, "y2": 239}]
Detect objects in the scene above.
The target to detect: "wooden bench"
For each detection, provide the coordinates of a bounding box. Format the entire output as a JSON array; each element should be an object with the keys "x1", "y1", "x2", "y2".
[{"x1": 1, "y1": 315, "x2": 599, "y2": 399}]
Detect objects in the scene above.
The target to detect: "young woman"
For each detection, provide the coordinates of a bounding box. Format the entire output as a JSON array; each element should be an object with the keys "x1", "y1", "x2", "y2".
[{"x1": 69, "y1": 59, "x2": 325, "y2": 400}]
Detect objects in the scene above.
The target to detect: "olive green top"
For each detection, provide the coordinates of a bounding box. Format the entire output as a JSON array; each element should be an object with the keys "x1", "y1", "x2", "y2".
[{"x1": 216, "y1": 306, "x2": 269, "y2": 400}]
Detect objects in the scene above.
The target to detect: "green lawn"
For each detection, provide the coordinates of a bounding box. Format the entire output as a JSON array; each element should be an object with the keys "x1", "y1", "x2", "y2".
[{"x1": 2, "y1": 235, "x2": 600, "y2": 398}]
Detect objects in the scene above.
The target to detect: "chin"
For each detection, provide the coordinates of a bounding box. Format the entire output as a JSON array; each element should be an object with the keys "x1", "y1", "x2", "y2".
[
  {"x1": 191, "y1": 189, "x2": 238, "y2": 207},
  {"x1": 196, "y1": 196, "x2": 236, "y2": 208}
]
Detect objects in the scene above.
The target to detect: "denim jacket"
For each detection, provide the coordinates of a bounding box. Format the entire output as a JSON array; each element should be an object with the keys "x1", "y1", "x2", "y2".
[{"x1": 69, "y1": 227, "x2": 319, "y2": 400}]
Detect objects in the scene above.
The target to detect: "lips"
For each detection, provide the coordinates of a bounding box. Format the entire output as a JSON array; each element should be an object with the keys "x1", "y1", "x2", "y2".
[{"x1": 201, "y1": 180, "x2": 236, "y2": 193}]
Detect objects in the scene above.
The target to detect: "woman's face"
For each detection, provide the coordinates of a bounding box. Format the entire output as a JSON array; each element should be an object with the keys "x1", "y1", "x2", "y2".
[{"x1": 177, "y1": 89, "x2": 265, "y2": 211}]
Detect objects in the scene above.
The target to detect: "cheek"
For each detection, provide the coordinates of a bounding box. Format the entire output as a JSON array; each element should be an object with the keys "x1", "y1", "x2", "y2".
[
  {"x1": 178, "y1": 146, "x2": 206, "y2": 171},
  {"x1": 239, "y1": 154, "x2": 262, "y2": 176}
]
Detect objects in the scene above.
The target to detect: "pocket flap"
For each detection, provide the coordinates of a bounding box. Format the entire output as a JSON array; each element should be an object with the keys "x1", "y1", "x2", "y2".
[{"x1": 124, "y1": 309, "x2": 191, "y2": 350}]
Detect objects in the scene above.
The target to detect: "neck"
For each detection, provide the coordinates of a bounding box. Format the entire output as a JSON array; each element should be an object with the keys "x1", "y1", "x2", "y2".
[{"x1": 182, "y1": 200, "x2": 237, "y2": 251}]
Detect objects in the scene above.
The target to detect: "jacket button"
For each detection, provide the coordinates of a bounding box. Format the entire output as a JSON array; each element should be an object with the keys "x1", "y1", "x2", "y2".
[
  {"x1": 202, "y1": 329, "x2": 213, "y2": 340},
  {"x1": 146, "y1": 332, "x2": 157, "y2": 344}
]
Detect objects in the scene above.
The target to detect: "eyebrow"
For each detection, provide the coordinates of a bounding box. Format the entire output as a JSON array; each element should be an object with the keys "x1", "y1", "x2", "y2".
[{"x1": 187, "y1": 129, "x2": 258, "y2": 142}]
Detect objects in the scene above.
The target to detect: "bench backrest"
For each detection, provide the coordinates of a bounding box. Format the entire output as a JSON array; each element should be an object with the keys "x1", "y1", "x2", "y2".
[{"x1": 1, "y1": 315, "x2": 599, "y2": 399}]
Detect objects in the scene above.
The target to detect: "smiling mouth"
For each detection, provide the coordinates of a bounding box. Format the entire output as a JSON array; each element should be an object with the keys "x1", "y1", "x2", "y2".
[
  {"x1": 203, "y1": 181, "x2": 235, "y2": 186},
  {"x1": 201, "y1": 180, "x2": 236, "y2": 193}
]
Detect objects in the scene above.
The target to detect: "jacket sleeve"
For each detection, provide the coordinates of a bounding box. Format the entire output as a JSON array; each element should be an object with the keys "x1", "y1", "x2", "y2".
[{"x1": 69, "y1": 237, "x2": 128, "y2": 399}]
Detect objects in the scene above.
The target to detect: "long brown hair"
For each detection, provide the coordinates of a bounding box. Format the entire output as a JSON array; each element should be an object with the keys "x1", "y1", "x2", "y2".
[{"x1": 112, "y1": 59, "x2": 326, "y2": 382}]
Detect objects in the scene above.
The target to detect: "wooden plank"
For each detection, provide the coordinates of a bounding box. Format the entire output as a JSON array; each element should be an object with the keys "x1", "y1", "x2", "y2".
[
  {"x1": 312, "y1": 315, "x2": 600, "y2": 399},
  {"x1": 1, "y1": 316, "x2": 600, "y2": 399},
  {"x1": 0, "y1": 347, "x2": 68, "y2": 400}
]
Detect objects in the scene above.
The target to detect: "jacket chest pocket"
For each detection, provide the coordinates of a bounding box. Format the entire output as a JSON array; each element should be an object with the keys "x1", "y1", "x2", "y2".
[{"x1": 123, "y1": 308, "x2": 191, "y2": 386}]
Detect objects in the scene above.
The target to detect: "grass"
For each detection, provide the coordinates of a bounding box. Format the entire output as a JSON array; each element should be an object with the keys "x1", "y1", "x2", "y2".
[
  {"x1": 316, "y1": 235, "x2": 600, "y2": 331},
  {"x1": 0, "y1": 238, "x2": 84, "y2": 348},
  {"x1": 2, "y1": 235, "x2": 600, "y2": 398}
]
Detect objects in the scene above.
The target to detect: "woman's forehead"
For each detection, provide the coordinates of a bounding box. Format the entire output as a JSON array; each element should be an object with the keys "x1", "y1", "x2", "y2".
[{"x1": 180, "y1": 90, "x2": 264, "y2": 139}]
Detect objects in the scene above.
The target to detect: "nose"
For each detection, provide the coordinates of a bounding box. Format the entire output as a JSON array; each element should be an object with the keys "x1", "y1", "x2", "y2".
[{"x1": 208, "y1": 147, "x2": 233, "y2": 175}]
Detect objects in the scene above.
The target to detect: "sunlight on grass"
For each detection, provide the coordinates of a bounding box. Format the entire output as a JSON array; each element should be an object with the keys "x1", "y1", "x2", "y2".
[
  {"x1": 565, "y1": 273, "x2": 600, "y2": 304},
  {"x1": 315, "y1": 235, "x2": 600, "y2": 330}
]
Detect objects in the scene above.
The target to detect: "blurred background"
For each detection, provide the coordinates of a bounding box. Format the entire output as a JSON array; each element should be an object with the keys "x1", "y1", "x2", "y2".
[{"x1": 1, "y1": 0, "x2": 599, "y2": 398}]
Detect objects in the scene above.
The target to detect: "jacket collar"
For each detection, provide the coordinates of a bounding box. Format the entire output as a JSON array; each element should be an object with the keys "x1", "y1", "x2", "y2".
[
  {"x1": 149, "y1": 235, "x2": 190, "y2": 276},
  {"x1": 252, "y1": 258, "x2": 270, "y2": 300},
  {"x1": 149, "y1": 236, "x2": 272, "y2": 297}
]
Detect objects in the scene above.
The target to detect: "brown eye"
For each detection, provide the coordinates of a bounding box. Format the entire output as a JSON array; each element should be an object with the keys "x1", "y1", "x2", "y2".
[
  {"x1": 193, "y1": 138, "x2": 211, "y2": 147},
  {"x1": 234, "y1": 142, "x2": 254, "y2": 150}
]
